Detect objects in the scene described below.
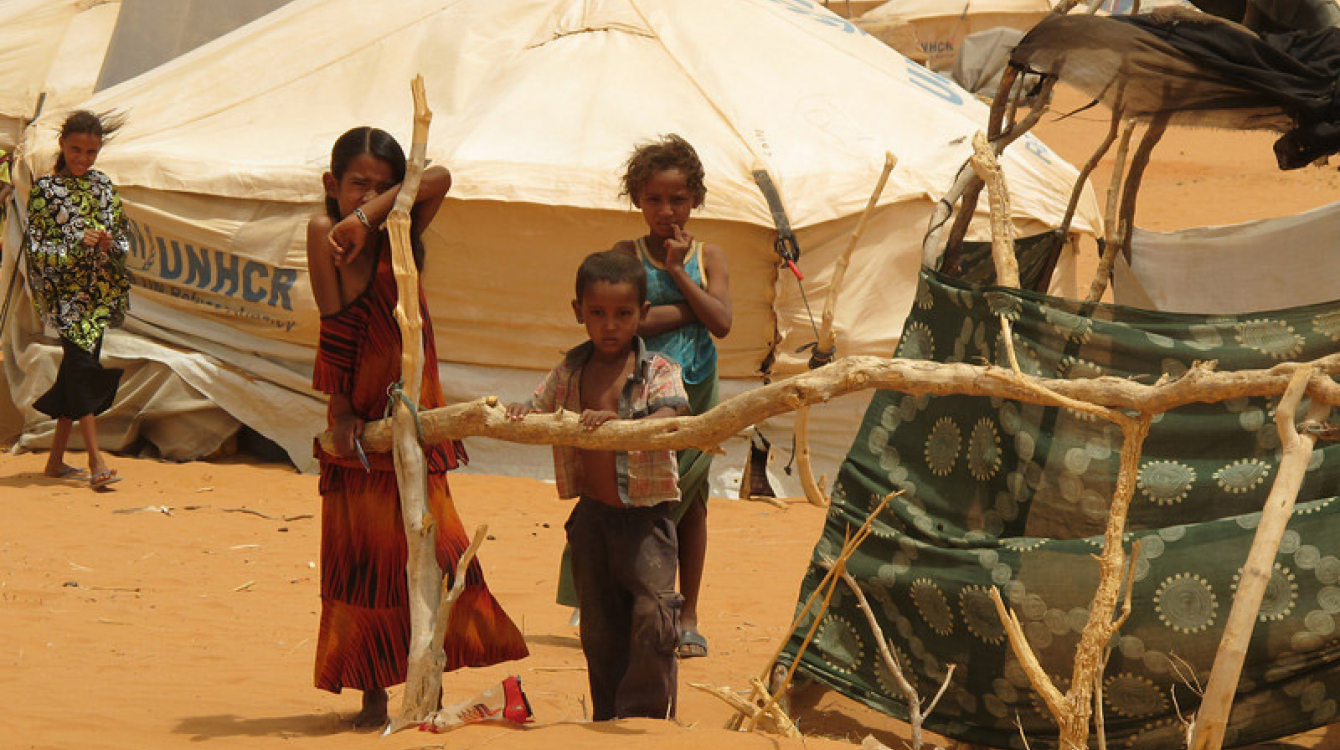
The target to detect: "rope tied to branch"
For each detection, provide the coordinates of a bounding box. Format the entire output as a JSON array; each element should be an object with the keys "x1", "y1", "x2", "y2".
[{"x1": 385, "y1": 380, "x2": 427, "y2": 443}]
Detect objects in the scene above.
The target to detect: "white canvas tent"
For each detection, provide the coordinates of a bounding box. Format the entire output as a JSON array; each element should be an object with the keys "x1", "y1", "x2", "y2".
[
  {"x1": 855, "y1": 0, "x2": 1052, "y2": 71},
  {"x1": 2, "y1": 0, "x2": 1101, "y2": 494},
  {"x1": 1114, "y1": 200, "x2": 1340, "y2": 314},
  {"x1": 0, "y1": 0, "x2": 121, "y2": 150}
]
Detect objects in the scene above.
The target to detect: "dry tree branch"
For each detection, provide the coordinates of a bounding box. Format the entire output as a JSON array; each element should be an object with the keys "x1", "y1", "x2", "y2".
[
  {"x1": 749, "y1": 678, "x2": 802, "y2": 738},
  {"x1": 835, "y1": 564, "x2": 957, "y2": 749},
  {"x1": 1087, "y1": 113, "x2": 1168, "y2": 303},
  {"x1": 387, "y1": 525, "x2": 489, "y2": 734},
  {"x1": 1190, "y1": 367, "x2": 1324, "y2": 750},
  {"x1": 1057, "y1": 99, "x2": 1124, "y2": 241},
  {"x1": 728, "y1": 493, "x2": 897, "y2": 732},
  {"x1": 322, "y1": 353, "x2": 1340, "y2": 456},
  {"x1": 389, "y1": 74, "x2": 444, "y2": 728}
]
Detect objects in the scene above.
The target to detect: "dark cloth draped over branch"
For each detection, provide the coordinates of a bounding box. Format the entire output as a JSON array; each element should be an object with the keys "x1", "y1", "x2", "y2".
[{"x1": 1010, "y1": 10, "x2": 1340, "y2": 168}]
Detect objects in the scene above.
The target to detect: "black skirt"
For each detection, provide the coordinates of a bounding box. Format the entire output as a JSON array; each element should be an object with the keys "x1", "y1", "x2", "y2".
[{"x1": 33, "y1": 335, "x2": 123, "y2": 419}]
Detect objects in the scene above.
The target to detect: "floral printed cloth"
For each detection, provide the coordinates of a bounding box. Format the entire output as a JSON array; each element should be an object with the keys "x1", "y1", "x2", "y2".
[{"x1": 25, "y1": 169, "x2": 130, "y2": 352}]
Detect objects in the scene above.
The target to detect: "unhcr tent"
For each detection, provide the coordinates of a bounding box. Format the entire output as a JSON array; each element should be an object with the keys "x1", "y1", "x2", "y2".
[
  {"x1": 855, "y1": 0, "x2": 1052, "y2": 71},
  {"x1": 2, "y1": 0, "x2": 1101, "y2": 490}
]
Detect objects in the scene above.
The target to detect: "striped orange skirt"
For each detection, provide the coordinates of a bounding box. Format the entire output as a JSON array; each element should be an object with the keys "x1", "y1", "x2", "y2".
[{"x1": 314, "y1": 465, "x2": 527, "y2": 692}]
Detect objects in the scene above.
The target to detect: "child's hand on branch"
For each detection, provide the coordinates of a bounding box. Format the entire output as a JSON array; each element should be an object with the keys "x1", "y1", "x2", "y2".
[
  {"x1": 505, "y1": 403, "x2": 534, "y2": 422},
  {"x1": 579, "y1": 410, "x2": 618, "y2": 430},
  {"x1": 332, "y1": 413, "x2": 365, "y2": 459},
  {"x1": 328, "y1": 213, "x2": 370, "y2": 266},
  {"x1": 663, "y1": 224, "x2": 693, "y2": 269}
]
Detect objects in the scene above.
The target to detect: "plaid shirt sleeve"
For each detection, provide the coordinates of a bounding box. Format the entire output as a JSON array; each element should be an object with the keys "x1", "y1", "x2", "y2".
[{"x1": 529, "y1": 362, "x2": 565, "y2": 412}]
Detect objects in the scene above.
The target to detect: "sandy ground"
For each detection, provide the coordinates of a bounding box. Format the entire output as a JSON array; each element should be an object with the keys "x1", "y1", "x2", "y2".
[
  {"x1": 0, "y1": 452, "x2": 940, "y2": 750},
  {"x1": 5, "y1": 87, "x2": 1340, "y2": 750}
]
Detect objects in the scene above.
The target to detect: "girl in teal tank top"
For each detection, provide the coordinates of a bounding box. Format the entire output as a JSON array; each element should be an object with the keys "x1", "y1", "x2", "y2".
[
  {"x1": 635, "y1": 235, "x2": 717, "y2": 384},
  {"x1": 618, "y1": 135, "x2": 731, "y2": 658}
]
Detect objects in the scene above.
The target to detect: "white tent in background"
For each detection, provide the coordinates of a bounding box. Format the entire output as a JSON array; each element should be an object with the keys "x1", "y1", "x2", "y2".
[
  {"x1": 855, "y1": 0, "x2": 1052, "y2": 71},
  {"x1": 0, "y1": 0, "x2": 121, "y2": 150},
  {"x1": 3, "y1": 0, "x2": 1101, "y2": 494}
]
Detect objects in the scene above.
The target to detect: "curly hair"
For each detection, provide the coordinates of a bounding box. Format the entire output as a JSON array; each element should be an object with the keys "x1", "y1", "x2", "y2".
[{"x1": 620, "y1": 133, "x2": 706, "y2": 208}]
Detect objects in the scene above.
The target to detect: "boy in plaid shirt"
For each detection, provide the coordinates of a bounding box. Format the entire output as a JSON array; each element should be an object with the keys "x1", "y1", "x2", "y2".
[{"x1": 507, "y1": 250, "x2": 690, "y2": 720}]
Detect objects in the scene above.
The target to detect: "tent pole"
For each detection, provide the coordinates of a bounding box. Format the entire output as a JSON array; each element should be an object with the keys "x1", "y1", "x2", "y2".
[
  {"x1": 1036, "y1": 98, "x2": 1125, "y2": 293},
  {"x1": 1085, "y1": 112, "x2": 1167, "y2": 304}
]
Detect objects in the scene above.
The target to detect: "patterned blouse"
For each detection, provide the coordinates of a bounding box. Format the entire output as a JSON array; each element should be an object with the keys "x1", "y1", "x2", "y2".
[{"x1": 25, "y1": 169, "x2": 131, "y2": 352}]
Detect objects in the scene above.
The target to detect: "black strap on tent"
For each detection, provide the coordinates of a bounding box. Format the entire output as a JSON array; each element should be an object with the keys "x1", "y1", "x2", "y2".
[
  {"x1": 752, "y1": 169, "x2": 803, "y2": 277},
  {"x1": 751, "y1": 169, "x2": 826, "y2": 367}
]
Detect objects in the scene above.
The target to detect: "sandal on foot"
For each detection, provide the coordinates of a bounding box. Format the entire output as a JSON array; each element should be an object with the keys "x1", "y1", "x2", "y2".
[
  {"x1": 46, "y1": 466, "x2": 89, "y2": 480},
  {"x1": 89, "y1": 469, "x2": 122, "y2": 491},
  {"x1": 677, "y1": 629, "x2": 708, "y2": 659}
]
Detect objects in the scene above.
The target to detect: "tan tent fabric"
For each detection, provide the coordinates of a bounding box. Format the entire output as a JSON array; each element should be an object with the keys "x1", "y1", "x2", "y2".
[
  {"x1": 0, "y1": 0, "x2": 121, "y2": 150},
  {"x1": 6, "y1": 0, "x2": 1102, "y2": 491},
  {"x1": 855, "y1": 0, "x2": 1051, "y2": 70},
  {"x1": 1113, "y1": 200, "x2": 1340, "y2": 314}
]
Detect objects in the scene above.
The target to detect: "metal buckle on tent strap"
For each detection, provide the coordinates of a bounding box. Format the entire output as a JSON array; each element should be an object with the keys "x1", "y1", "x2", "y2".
[
  {"x1": 753, "y1": 167, "x2": 823, "y2": 358},
  {"x1": 385, "y1": 381, "x2": 427, "y2": 442},
  {"x1": 751, "y1": 168, "x2": 804, "y2": 280}
]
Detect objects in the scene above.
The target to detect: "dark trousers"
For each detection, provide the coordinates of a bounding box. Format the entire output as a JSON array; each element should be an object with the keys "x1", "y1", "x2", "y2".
[{"x1": 566, "y1": 496, "x2": 681, "y2": 721}]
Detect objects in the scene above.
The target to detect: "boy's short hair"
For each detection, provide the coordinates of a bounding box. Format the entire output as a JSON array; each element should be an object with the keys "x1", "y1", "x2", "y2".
[{"x1": 575, "y1": 250, "x2": 647, "y2": 304}]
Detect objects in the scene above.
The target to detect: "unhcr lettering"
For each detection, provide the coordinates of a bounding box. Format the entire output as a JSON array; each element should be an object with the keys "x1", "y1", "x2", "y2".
[{"x1": 126, "y1": 218, "x2": 299, "y2": 311}]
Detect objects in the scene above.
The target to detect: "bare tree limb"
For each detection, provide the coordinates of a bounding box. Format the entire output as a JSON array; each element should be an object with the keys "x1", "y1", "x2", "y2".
[
  {"x1": 321, "y1": 354, "x2": 1340, "y2": 456},
  {"x1": 390, "y1": 74, "x2": 443, "y2": 727},
  {"x1": 1190, "y1": 367, "x2": 1323, "y2": 750}
]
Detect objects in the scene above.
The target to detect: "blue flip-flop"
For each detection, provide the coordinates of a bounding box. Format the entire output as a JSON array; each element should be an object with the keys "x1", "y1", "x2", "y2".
[
  {"x1": 46, "y1": 466, "x2": 89, "y2": 480},
  {"x1": 677, "y1": 629, "x2": 708, "y2": 659},
  {"x1": 89, "y1": 469, "x2": 122, "y2": 491}
]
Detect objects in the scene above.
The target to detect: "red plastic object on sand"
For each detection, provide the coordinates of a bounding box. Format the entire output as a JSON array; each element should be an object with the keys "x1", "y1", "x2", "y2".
[{"x1": 418, "y1": 674, "x2": 534, "y2": 733}]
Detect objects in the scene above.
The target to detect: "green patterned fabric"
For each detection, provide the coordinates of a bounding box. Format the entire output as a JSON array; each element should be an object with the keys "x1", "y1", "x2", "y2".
[
  {"x1": 782, "y1": 268, "x2": 1340, "y2": 750},
  {"x1": 25, "y1": 170, "x2": 131, "y2": 352}
]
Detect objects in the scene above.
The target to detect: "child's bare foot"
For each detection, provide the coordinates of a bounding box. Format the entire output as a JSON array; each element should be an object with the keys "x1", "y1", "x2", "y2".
[
  {"x1": 351, "y1": 688, "x2": 388, "y2": 728},
  {"x1": 43, "y1": 463, "x2": 88, "y2": 480}
]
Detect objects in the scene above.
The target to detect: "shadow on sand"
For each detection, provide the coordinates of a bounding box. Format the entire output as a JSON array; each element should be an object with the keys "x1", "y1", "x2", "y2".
[{"x1": 174, "y1": 712, "x2": 356, "y2": 740}]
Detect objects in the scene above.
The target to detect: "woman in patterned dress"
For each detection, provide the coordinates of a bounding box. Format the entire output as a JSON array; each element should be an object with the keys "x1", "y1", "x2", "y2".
[{"x1": 25, "y1": 110, "x2": 130, "y2": 490}]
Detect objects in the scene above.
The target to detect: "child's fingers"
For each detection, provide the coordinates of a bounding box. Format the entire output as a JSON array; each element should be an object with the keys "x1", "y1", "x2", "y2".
[{"x1": 327, "y1": 232, "x2": 347, "y2": 263}]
